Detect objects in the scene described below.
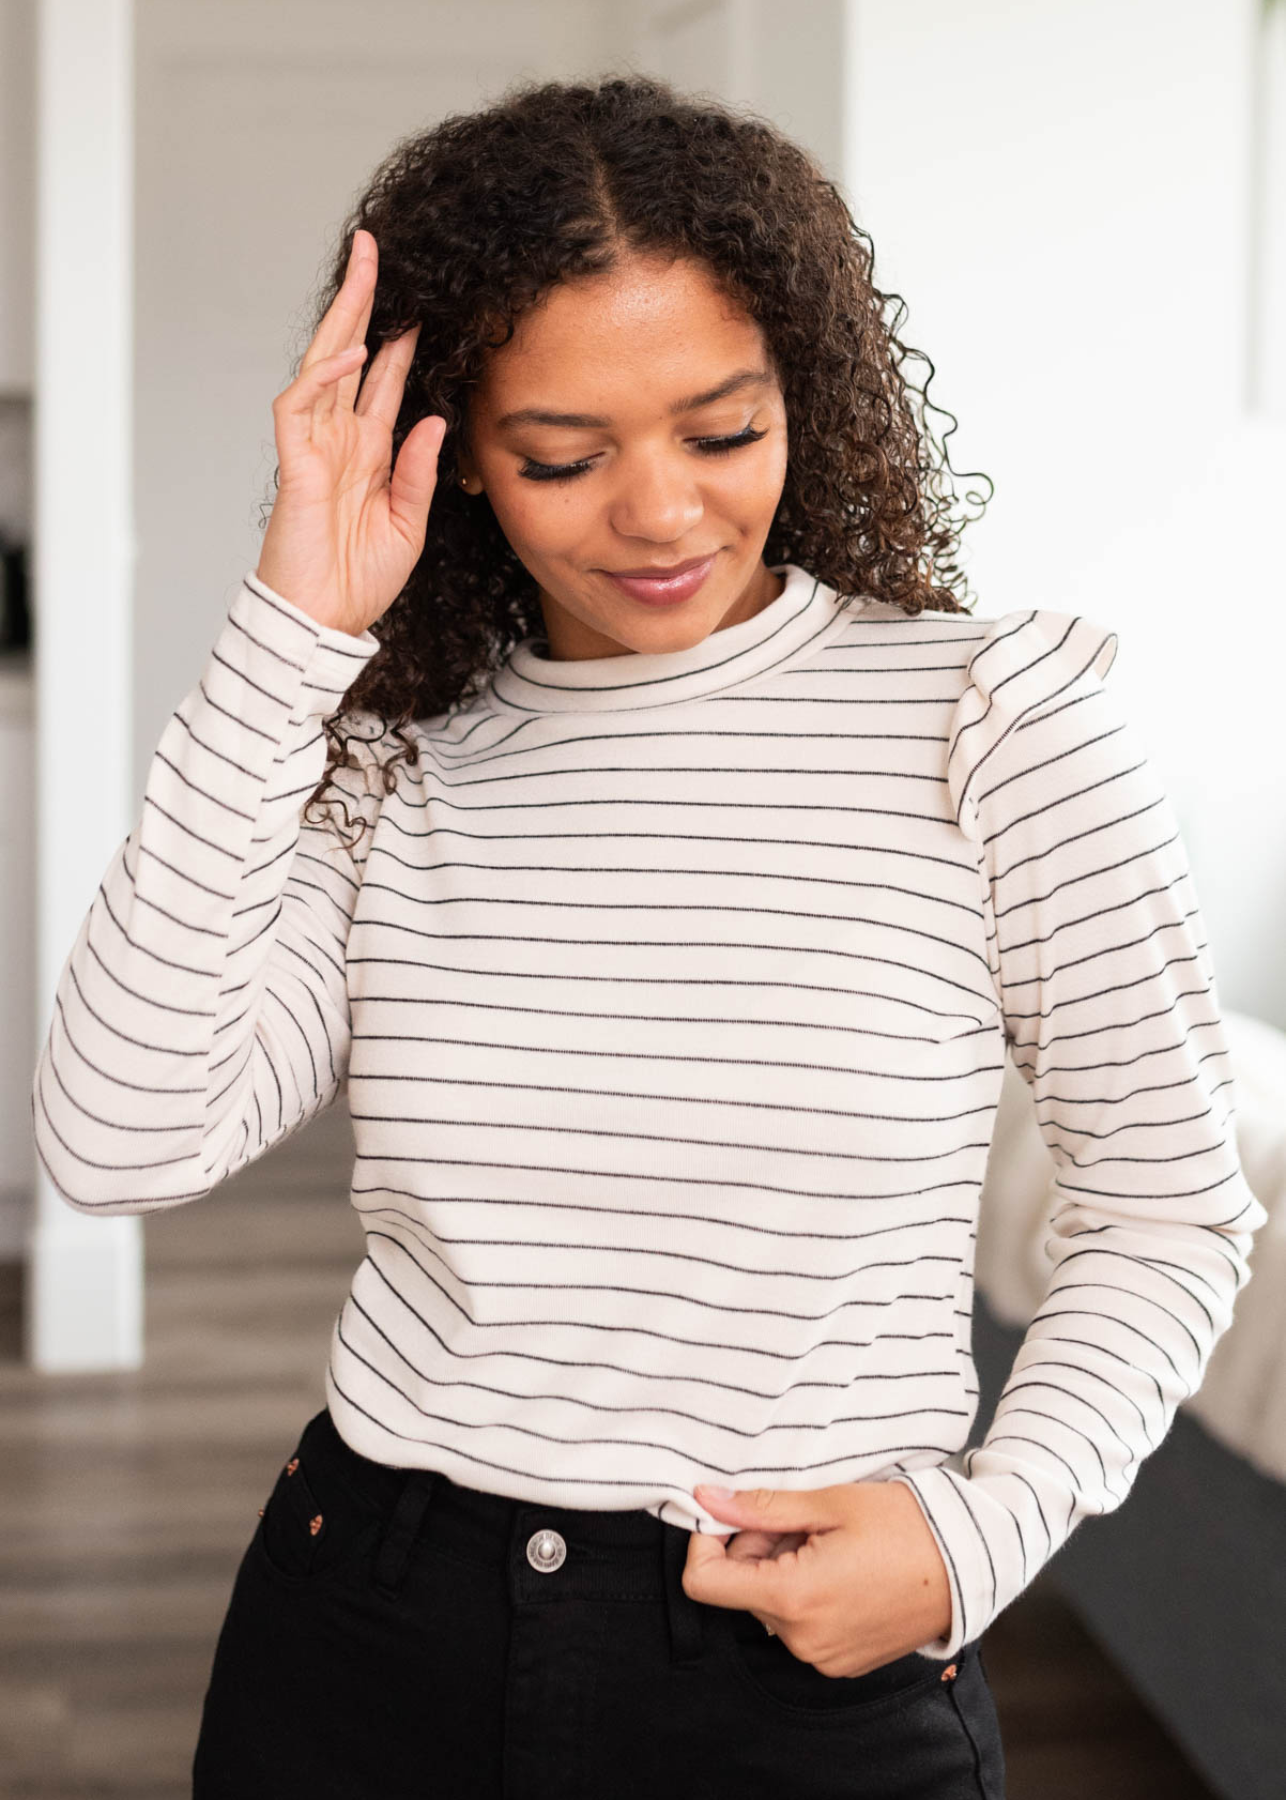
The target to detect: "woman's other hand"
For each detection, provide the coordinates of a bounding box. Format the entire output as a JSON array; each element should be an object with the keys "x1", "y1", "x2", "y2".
[
  {"x1": 255, "y1": 227, "x2": 446, "y2": 637},
  {"x1": 685, "y1": 1480, "x2": 953, "y2": 1676}
]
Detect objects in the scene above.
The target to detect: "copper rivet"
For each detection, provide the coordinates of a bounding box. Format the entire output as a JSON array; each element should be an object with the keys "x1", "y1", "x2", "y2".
[
  {"x1": 257, "y1": 1507, "x2": 265, "y2": 1518},
  {"x1": 941, "y1": 1663, "x2": 958, "y2": 1682},
  {"x1": 309, "y1": 1513, "x2": 323, "y2": 1537},
  {"x1": 285, "y1": 1457, "x2": 299, "y2": 1477}
]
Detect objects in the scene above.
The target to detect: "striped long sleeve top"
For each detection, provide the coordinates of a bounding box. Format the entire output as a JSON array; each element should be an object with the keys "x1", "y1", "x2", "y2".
[{"x1": 31, "y1": 560, "x2": 1266, "y2": 1660}]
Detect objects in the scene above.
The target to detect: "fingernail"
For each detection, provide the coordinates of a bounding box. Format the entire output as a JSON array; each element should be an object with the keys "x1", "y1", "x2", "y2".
[{"x1": 696, "y1": 1485, "x2": 735, "y2": 1501}]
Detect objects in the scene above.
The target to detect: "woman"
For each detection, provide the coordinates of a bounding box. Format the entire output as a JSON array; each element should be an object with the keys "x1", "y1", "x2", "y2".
[{"x1": 32, "y1": 73, "x2": 1263, "y2": 1799}]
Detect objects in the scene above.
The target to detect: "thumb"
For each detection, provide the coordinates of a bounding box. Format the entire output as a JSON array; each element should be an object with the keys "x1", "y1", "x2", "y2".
[
  {"x1": 387, "y1": 413, "x2": 447, "y2": 540},
  {"x1": 684, "y1": 1485, "x2": 845, "y2": 1609},
  {"x1": 693, "y1": 1483, "x2": 843, "y2": 1538}
]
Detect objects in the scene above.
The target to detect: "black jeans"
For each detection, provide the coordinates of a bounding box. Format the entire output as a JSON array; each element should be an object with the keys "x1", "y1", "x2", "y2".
[{"x1": 192, "y1": 1405, "x2": 1006, "y2": 1798}]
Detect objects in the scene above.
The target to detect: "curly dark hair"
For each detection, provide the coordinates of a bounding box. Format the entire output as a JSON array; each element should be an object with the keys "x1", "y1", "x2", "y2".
[{"x1": 271, "y1": 71, "x2": 991, "y2": 842}]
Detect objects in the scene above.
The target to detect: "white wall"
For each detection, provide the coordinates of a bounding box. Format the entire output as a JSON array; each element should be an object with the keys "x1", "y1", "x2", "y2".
[
  {"x1": 844, "y1": 0, "x2": 1286, "y2": 1025},
  {"x1": 0, "y1": 0, "x2": 35, "y2": 390},
  {"x1": 613, "y1": 0, "x2": 848, "y2": 181},
  {"x1": 131, "y1": 0, "x2": 622, "y2": 783}
]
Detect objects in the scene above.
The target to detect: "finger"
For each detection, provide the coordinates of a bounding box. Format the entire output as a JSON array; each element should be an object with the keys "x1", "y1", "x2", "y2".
[
  {"x1": 307, "y1": 229, "x2": 374, "y2": 375},
  {"x1": 386, "y1": 414, "x2": 447, "y2": 542},
  {"x1": 725, "y1": 1529, "x2": 783, "y2": 1561},
  {"x1": 684, "y1": 1535, "x2": 787, "y2": 1614},
  {"x1": 334, "y1": 248, "x2": 381, "y2": 416},
  {"x1": 273, "y1": 344, "x2": 367, "y2": 443},
  {"x1": 301, "y1": 229, "x2": 377, "y2": 378},
  {"x1": 354, "y1": 323, "x2": 422, "y2": 432}
]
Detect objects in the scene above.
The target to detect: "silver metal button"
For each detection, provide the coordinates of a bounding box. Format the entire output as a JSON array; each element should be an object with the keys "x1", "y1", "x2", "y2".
[{"x1": 526, "y1": 1528, "x2": 567, "y2": 1573}]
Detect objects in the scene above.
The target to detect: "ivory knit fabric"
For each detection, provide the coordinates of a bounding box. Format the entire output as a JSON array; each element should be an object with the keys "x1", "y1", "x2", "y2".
[{"x1": 32, "y1": 561, "x2": 1266, "y2": 1658}]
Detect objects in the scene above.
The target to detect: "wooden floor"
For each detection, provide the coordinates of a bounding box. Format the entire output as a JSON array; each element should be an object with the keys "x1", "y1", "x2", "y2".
[{"x1": 1, "y1": 1111, "x2": 1219, "y2": 1798}]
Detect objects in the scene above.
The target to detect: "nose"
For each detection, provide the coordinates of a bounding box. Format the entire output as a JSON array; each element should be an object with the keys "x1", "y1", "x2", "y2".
[{"x1": 606, "y1": 450, "x2": 704, "y2": 543}]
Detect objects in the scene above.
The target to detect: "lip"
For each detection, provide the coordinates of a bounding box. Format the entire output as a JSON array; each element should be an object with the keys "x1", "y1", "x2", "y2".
[
  {"x1": 602, "y1": 552, "x2": 719, "y2": 607},
  {"x1": 611, "y1": 554, "x2": 715, "y2": 578}
]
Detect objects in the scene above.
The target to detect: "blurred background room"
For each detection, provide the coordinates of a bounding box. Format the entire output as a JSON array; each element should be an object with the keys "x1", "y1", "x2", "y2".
[{"x1": 3, "y1": 0, "x2": 1285, "y2": 1794}]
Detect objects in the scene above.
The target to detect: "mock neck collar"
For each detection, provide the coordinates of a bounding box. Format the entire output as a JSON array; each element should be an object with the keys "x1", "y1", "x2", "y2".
[{"x1": 489, "y1": 563, "x2": 854, "y2": 713}]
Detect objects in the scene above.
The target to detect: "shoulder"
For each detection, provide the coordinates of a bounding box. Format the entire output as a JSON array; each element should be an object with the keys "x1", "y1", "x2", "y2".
[
  {"x1": 961, "y1": 607, "x2": 1119, "y2": 707},
  {"x1": 825, "y1": 598, "x2": 1119, "y2": 708},
  {"x1": 948, "y1": 606, "x2": 1123, "y2": 827}
]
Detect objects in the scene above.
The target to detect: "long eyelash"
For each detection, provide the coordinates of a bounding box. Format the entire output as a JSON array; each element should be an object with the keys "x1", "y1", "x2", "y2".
[{"x1": 517, "y1": 426, "x2": 768, "y2": 484}]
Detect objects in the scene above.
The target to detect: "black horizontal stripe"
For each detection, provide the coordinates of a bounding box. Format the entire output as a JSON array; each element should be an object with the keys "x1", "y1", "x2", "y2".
[
  {"x1": 353, "y1": 1068, "x2": 1001, "y2": 1129},
  {"x1": 366, "y1": 848, "x2": 983, "y2": 920},
  {"x1": 346, "y1": 1102, "x2": 995, "y2": 1167},
  {"x1": 347, "y1": 1144, "x2": 991, "y2": 1204},
  {"x1": 348, "y1": 1024, "x2": 1001, "y2": 1083},
  {"x1": 352, "y1": 987, "x2": 997, "y2": 1050},
  {"x1": 350, "y1": 924, "x2": 998, "y2": 1012},
  {"x1": 352, "y1": 1192, "x2": 972, "y2": 1249},
  {"x1": 428, "y1": 724, "x2": 959, "y2": 770}
]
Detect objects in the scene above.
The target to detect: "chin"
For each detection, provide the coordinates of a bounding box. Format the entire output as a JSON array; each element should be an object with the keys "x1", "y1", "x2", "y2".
[{"x1": 627, "y1": 593, "x2": 729, "y2": 637}]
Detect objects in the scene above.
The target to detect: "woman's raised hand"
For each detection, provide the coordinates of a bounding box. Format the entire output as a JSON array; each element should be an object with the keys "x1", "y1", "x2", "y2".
[{"x1": 254, "y1": 228, "x2": 447, "y2": 639}]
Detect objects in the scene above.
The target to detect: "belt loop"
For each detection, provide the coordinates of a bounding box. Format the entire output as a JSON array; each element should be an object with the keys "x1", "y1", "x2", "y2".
[
  {"x1": 661, "y1": 1522, "x2": 704, "y2": 1666},
  {"x1": 372, "y1": 1468, "x2": 439, "y2": 1600}
]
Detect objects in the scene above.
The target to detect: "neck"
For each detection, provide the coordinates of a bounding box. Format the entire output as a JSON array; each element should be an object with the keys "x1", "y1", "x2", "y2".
[{"x1": 490, "y1": 563, "x2": 856, "y2": 716}]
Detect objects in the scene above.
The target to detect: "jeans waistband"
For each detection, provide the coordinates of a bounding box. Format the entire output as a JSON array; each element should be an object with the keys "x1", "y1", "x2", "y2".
[
  {"x1": 295, "y1": 1404, "x2": 707, "y2": 1664},
  {"x1": 291, "y1": 1405, "x2": 967, "y2": 1691},
  {"x1": 301, "y1": 1405, "x2": 678, "y2": 1568}
]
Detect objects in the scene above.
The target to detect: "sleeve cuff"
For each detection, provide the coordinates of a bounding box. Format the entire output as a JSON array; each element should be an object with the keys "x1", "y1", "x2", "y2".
[
  {"x1": 889, "y1": 1467, "x2": 983, "y2": 1661},
  {"x1": 239, "y1": 569, "x2": 382, "y2": 717}
]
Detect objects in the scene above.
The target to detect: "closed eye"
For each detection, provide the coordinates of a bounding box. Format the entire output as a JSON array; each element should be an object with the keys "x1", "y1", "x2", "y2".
[{"x1": 517, "y1": 427, "x2": 769, "y2": 484}]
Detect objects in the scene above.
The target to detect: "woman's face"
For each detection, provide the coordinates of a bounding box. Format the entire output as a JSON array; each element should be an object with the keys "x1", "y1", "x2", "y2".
[{"x1": 458, "y1": 251, "x2": 790, "y2": 661}]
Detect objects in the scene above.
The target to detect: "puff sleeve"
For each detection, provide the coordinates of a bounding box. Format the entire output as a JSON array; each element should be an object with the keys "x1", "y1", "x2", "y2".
[
  {"x1": 31, "y1": 572, "x2": 386, "y2": 1214},
  {"x1": 889, "y1": 607, "x2": 1268, "y2": 1658}
]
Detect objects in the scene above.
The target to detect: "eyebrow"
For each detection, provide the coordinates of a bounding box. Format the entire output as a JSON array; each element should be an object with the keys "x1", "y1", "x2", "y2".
[{"x1": 493, "y1": 367, "x2": 773, "y2": 432}]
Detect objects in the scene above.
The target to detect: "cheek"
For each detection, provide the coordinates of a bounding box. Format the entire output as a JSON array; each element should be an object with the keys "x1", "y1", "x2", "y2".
[
  {"x1": 710, "y1": 444, "x2": 788, "y2": 522},
  {"x1": 489, "y1": 481, "x2": 592, "y2": 556}
]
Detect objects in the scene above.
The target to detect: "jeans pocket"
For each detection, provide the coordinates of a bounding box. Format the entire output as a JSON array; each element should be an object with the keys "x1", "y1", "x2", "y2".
[
  {"x1": 714, "y1": 1606, "x2": 951, "y2": 1724},
  {"x1": 254, "y1": 1436, "x2": 372, "y2": 1589}
]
